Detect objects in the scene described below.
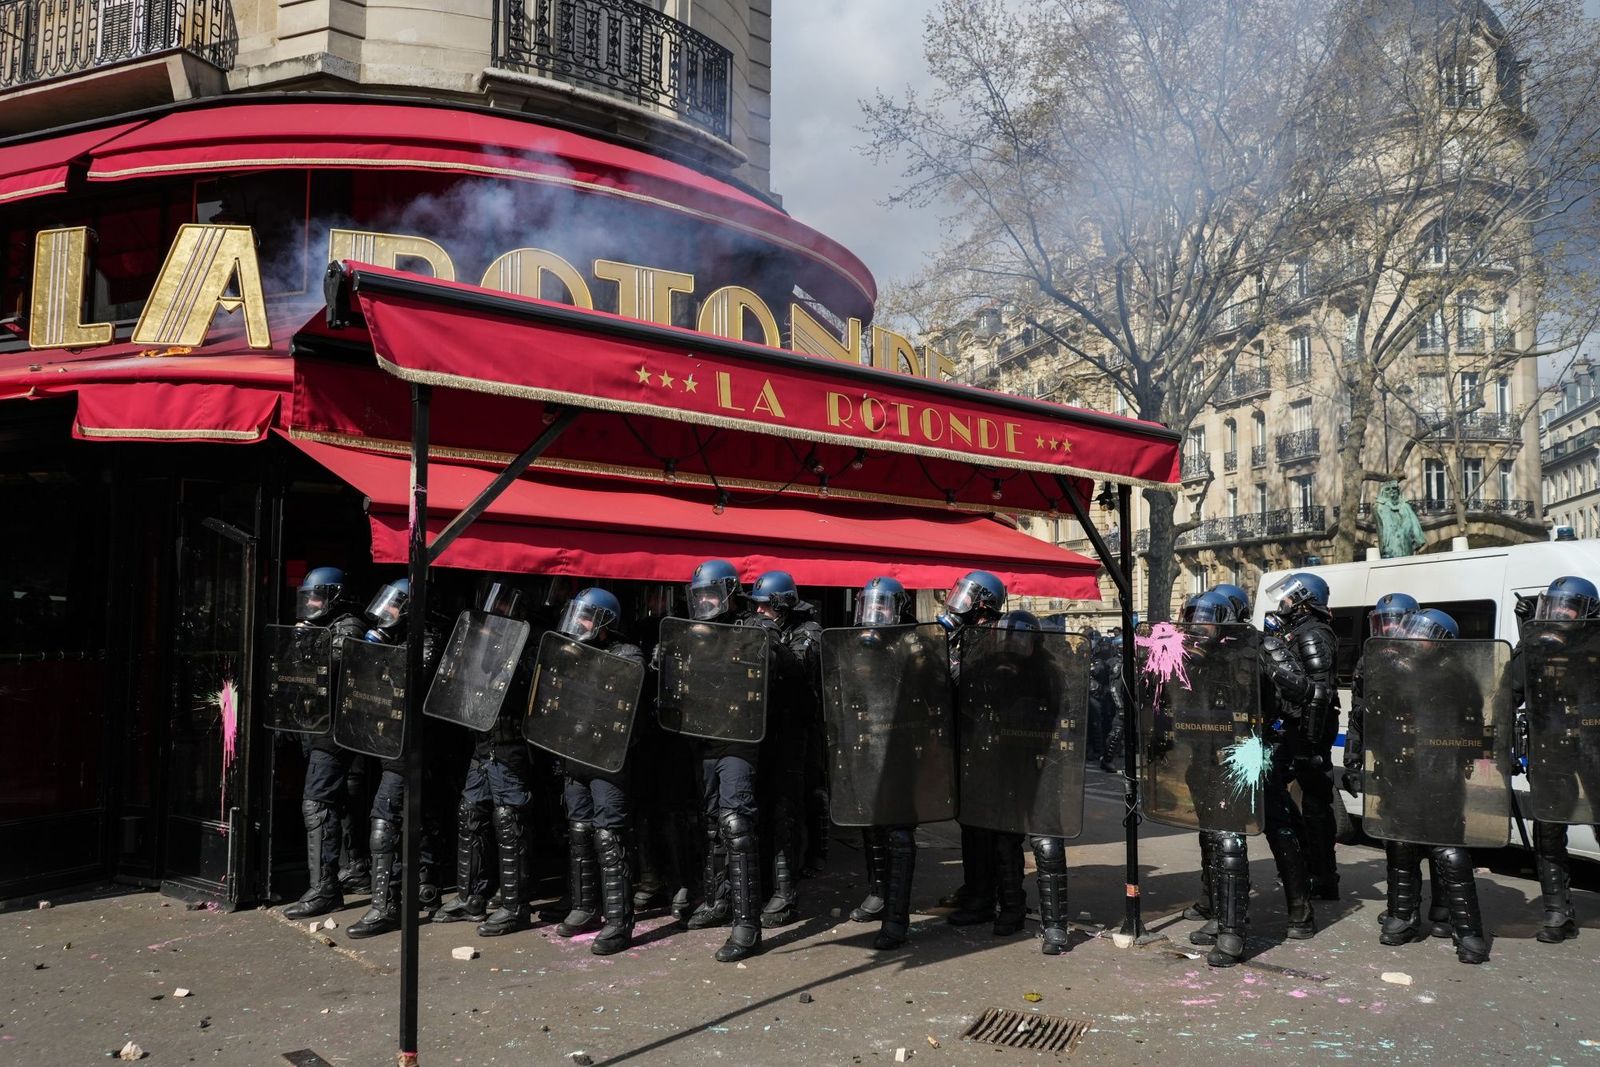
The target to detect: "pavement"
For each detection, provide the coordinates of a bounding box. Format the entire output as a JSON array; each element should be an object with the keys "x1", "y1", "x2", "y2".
[{"x1": 4, "y1": 772, "x2": 1599, "y2": 1066}]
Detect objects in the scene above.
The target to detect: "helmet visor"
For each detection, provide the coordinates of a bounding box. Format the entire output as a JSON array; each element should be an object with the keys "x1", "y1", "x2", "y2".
[
  {"x1": 1534, "y1": 590, "x2": 1595, "y2": 621},
  {"x1": 480, "y1": 582, "x2": 524, "y2": 619},
  {"x1": 1368, "y1": 607, "x2": 1411, "y2": 638},
  {"x1": 1396, "y1": 613, "x2": 1453, "y2": 640},
  {"x1": 1264, "y1": 574, "x2": 1307, "y2": 607},
  {"x1": 557, "y1": 598, "x2": 616, "y2": 642},
  {"x1": 688, "y1": 578, "x2": 734, "y2": 621},
  {"x1": 365, "y1": 585, "x2": 408, "y2": 629},
  {"x1": 296, "y1": 586, "x2": 340, "y2": 622},
  {"x1": 855, "y1": 587, "x2": 901, "y2": 626},
  {"x1": 1182, "y1": 599, "x2": 1233, "y2": 624},
  {"x1": 945, "y1": 578, "x2": 982, "y2": 615}
]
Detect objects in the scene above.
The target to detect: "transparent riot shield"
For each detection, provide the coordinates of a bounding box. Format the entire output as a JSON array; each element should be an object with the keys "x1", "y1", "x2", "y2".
[
  {"x1": 1361, "y1": 638, "x2": 1513, "y2": 848},
  {"x1": 263, "y1": 623, "x2": 333, "y2": 733},
  {"x1": 956, "y1": 626, "x2": 1090, "y2": 839},
  {"x1": 1519, "y1": 620, "x2": 1600, "y2": 825},
  {"x1": 524, "y1": 632, "x2": 646, "y2": 774},
  {"x1": 422, "y1": 610, "x2": 532, "y2": 731},
  {"x1": 1137, "y1": 622, "x2": 1265, "y2": 835},
  {"x1": 333, "y1": 639, "x2": 409, "y2": 760},
  {"x1": 819, "y1": 623, "x2": 956, "y2": 827},
  {"x1": 655, "y1": 617, "x2": 769, "y2": 743}
]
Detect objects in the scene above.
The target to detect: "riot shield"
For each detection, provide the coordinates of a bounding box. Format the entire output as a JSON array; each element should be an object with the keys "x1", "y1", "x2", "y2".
[
  {"x1": 333, "y1": 639, "x2": 409, "y2": 760},
  {"x1": 1137, "y1": 623, "x2": 1265, "y2": 835},
  {"x1": 422, "y1": 610, "x2": 532, "y2": 731},
  {"x1": 956, "y1": 627, "x2": 1090, "y2": 839},
  {"x1": 819, "y1": 624, "x2": 956, "y2": 827},
  {"x1": 1361, "y1": 638, "x2": 1513, "y2": 848},
  {"x1": 524, "y1": 633, "x2": 646, "y2": 774},
  {"x1": 1519, "y1": 620, "x2": 1600, "y2": 825},
  {"x1": 655, "y1": 617, "x2": 769, "y2": 743},
  {"x1": 263, "y1": 623, "x2": 333, "y2": 733}
]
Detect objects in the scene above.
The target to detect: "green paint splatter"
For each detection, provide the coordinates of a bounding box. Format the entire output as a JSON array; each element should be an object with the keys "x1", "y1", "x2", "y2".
[{"x1": 1220, "y1": 733, "x2": 1273, "y2": 801}]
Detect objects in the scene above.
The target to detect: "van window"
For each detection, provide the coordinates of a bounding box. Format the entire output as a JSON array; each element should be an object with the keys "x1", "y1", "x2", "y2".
[
  {"x1": 1423, "y1": 599, "x2": 1498, "y2": 640},
  {"x1": 1329, "y1": 607, "x2": 1365, "y2": 686}
]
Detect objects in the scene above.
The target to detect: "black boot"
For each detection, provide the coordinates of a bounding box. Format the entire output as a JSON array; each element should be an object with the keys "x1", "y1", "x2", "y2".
[
  {"x1": 874, "y1": 827, "x2": 917, "y2": 950},
  {"x1": 992, "y1": 832, "x2": 1027, "y2": 936},
  {"x1": 1379, "y1": 842, "x2": 1424, "y2": 946},
  {"x1": 1436, "y1": 847, "x2": 1489, "y2": 964},
  {"x1": 284, "y1": 800, "x2": 345, "y2": 919},
  {"x1": 1206, "y1": 833, "x2": 1249, "y2": 967},
  {"x1": 1425, "y1": 857, "x2": 1452, "y2": 938},
  {"x1": 851, "y1": 829, "x2": 888, "y2": 922},
  {"x1": 479, "y1": 806, "x2": 529, "y2": 936},
  {"x1": 1032, "y1": 836, "x2": 1070, "y2": 956},
  {"x1": 1267, "y1": 826, "x2": 1316, "y2": 940},
  {"x1": 592, "y1": 826, "x2": 635, "y2": 955},
  {"x1": 435, "y1": 799, "x2": 489, "y2": 924},
  {"x1": 686, "y1": 818, "x2": 731, "y2": 929},
  {"x1": 1534, "y1": 821, "x2": 1578, "y2": 944},
  {"x1": 802, "y1": 787, "x2": 831, "y2": 877},
  {"x1": 715, "y1": 812, "x2": 763, "y2": 962},
  {"x1": 947, "y1": 825, "x2": 996, "y2": 925},
  {"x1": 1183, "y1": 832, "x2": 1216, "y2": 921},
  {"x1": 760, "y1": 805, "x2": 800, "y2": 928},
  {"x1": 667, "y1": 810, "x2": 700, "y2": 925},
  {"x1": 555, "y1": 819, "x2": 601, "y2": 937},
  {"x1": 347, "y1": 819, "x2": 400, "y2": 938}
]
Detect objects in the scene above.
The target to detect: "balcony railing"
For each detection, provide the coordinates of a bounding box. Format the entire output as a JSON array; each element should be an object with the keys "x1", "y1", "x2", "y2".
[
  {"x1": 1275, "y1": 427, "x2": 1319, "y2": 462},
  {"x1": 1181, "y1": 455, "x2": 1212, "y2": 482},
  {"x1": 1415, "y1": 410, "x2": 1520, "y2": 441},
  {"x1": 494, "y1": 0, "x2": 733, "y2": 141},
  {"x1": 1250, "y1": 444, "x2": 1268, "y2": 468},
  {"x1": 1286, "y1": 361, "x2": 1313, "y2": 386},
  {"x1": 1136, "y1": 506, "x2": 1330, "y2": 551},
  {"x1": 1214, "y1": 366, "x2": 1271, "y2": 405},
  {"x1": 1542, "y1": 425, "x2": 1600, "y2": 465},
  {"x1": 1222, "y1": 450, "x2": 1238, "y2": 473},
  {"x1": 0, "y1": 0, "x2": 237, "y2": 89},
  {"x1": 1408, "y1": 497, "x2": 1537, "y2": 520}
]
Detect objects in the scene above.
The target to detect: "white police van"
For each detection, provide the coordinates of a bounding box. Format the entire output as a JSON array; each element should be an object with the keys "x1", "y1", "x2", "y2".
[{"x1": 1256, "y1": 539, "x2": 1600, "y2": 861}]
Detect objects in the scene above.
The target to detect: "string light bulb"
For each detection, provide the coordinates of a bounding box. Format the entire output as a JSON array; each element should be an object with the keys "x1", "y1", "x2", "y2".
[
  {"x1": 664, "y1": 459, "x2": 678, "y2": 482},
  {"x1": 713, "y1": 491, "x2": 728, "y2": 515},
  {"x1": 991, "y1": 480, "x2": 1004, "y2": 501},
  {"x1": 850, "y1": 449, "x2": 866, "y2": 471},
  {"x1": 945, "y1": 490, "x2": 958, "y2": 510},
  {"x1": 818, "y1": 475, "x2": 831, "y2": 499}
]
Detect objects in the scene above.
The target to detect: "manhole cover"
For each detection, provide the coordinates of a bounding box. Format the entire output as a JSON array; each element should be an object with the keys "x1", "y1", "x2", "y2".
[{"x1": 962, "y1": 1007, "x2": 1092, "y2": 1054}]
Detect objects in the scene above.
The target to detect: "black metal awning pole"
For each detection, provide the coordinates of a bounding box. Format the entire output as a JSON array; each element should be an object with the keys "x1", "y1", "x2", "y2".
[
  {"x1": 1058, "y1": 475, "x2": 1147, "y2": 941},
  {"x1": 399, "y1": 383, "x2": 431, "y2": 1067}
]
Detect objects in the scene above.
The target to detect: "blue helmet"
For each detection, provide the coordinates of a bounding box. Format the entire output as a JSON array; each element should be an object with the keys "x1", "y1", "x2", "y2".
[
  {"x1": 1398, "y1": 607, "x2": 1458, "y2": 640},
  {"x1": 749, "y1": 571, "x2": 799, "y2": 613},
  {"x1": 1535, "y1": 575, "x2": 1600, "y2": 621},
  {"x1": 558, "y1": 587, "x2": 621, "y2": 643},
  {"x1": 995, "y1": 608, "x2": 1042, "y2": 654},
  {"x1": 363, "y1": 578, "x2": 411, "y2": 632},
  {"x1": 855, "y1": 576, "x2": 910, "y2": 626},
  {"x1": 1368, "y1": 592, "x2": 1419, "y2": 638},
  {"x1": 296, "y1": 565, "x2": 348, "y2": 622},
  {"x1": 1266, "y1": 571, "x2": 1329, "y2": 617},
  {"x1": 688, "y1": 559, "x2": 741, "y2": 621},
  {"x1": 1182, "y1": 590, "x2": 1239, "y2": 625},
  {"x1": 937, "y1": 570, "x2": 1007, "y2": 631},
  {"x1": 1211, "y1": 583, "x2": 1250, "y2": 620}
]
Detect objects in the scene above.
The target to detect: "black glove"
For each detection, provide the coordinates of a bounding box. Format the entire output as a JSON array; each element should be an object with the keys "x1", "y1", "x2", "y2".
[
  {"x1": 1340, "y1": 768, "x2": 1361, "y2": 797},
  {"x1": 1514, "y1": 593, "x2": 1537, "y2": 624}
]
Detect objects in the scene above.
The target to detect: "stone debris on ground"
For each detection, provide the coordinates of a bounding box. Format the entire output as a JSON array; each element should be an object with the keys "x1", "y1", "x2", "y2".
[
  {"x1": 926, "y1": 1036, "x2": 941, "y2": 1049},
  {"x1": 894, "y1": 1048, "x2": 912, "y2": 1063},
  {"x1": 1381, "y1": 972, "x2": 1413, "y2": 986},
  {"x1": 798, "y1": 992, "x2": 814, "y2": 1004},
  {"x1": 323, "y1": 919, "x2": 338, "y2": 930},
  {"x1": 452, "y1": 946, "x2": 479, "y2": 961},
  {"x1": 172, "y1": 988, "x2": 190, "y2": 998},
  {"x1": 117, "y1": 1040, "x2": 146, "y2": 1060}
]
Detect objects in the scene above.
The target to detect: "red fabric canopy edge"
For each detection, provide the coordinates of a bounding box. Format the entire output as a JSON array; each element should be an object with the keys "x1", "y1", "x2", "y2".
[
  {"x1": 0, "y1": 121, "x2": 141, "y2": 205},
  {"x1": 284, "y1": 434, "x2": 1103, "y2": 600}
]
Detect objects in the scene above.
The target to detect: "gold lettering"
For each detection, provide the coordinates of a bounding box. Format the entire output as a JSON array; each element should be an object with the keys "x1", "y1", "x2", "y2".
[
  {"x1": 480, "y1": 248, "x2": 593, "y2": 308},
  {"x1": 132, "y1": 224, "x2": 270, "y2": 349},
  {"x1": 1005, "y1": 422, "x2": 1023, "y2": 454},
  {"x1": 827, "y1": 392, "x2": 855, "y2": 428},
  {"x1": 861, "y1": 397, "x2": 888, "y2": 432},
  {"x1": 29, "y1": 227, "x2": 112, "y2": 349},
  {"x1": 594, "y1": 259, "x2": 694, "y2": 325},
  {"x1": 871, "y1": 326, "x2": 923, "y2": 376},
  {"x1": 753, "y1": 379, "x2": 787, "y2": 419},
  {"x1": 926, "y1": 347, "x2": 957, "y2": 381},
  {"x1": 788, "y1": 303, "x2": 864, "y2": 364},
  {"x1": 949, "y1": 413, "x2": 973, "y2": 447},
  {"x1": 979, "y1": 419, "x2": 999, "y2": 449},
  {"x1": 716, "y1": 372, "x2": 745, "y2": 411},
  {"x1": 920, "y1": 407, "x2": 945, "y2": 442},
  {"x1": 892, "y1": 402, "x2": 914, "y2": 437},
  {"x1": 699, "y1": 285, "x2": 780, "y2": 346},
  {"x1": 328, "y1": 229, "x2": 456, "y2": 281}
]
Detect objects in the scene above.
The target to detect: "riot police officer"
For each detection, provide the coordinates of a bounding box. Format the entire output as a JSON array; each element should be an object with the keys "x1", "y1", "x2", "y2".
[
  {"x1": 281, "y1": 567, "x2": 369, "y2": 920},
  {"x1": 552, "y1": 588, "x2": 647, "y2": 955},
  {"x1": 1183, "y1": 589, "x2": 1319, "y2": 968},
  {"x1": 433, "y1": 580, "x2": 539, "y2": 937},
  {"x1": 1512, "y1": 576, "x2": 1600, "y2": 944},
  {"x1": 348, "y1": 579, "x2": 444, "y2": 939},
  {"x1": 940, "y1": 571, "x2": 1025, "y2": 935},
  {"x1": 1262, "y1": 571, "x2": 1342, "y2": 900},
  {"x1": 747, "y1": 571, "x2": 822, "y2": 928}
]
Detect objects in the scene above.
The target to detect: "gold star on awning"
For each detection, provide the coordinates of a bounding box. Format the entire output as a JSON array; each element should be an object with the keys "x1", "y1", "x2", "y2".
[{"x1": 635, "y1": 365, "x2": 652, "y2": 384}]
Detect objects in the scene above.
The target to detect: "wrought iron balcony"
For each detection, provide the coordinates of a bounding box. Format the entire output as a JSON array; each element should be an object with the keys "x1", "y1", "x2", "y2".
[
  {"x1": 494, "y1": 0, "x2": 733, "y2": 141},
  {"x1": 1163, "y1": 506, "x2": 1330, "y2": 548},
  {"x1": 1214, "y1": 366, "x2": 1270, "y2": 405},
  {"x1": 1415, "y1": 410, "x2": 1519, "y2": 441},
  {"x1": 1411, "y1": 497, "x2": 1537, "y2": 520},
  {"x1": 1250, "y1": 443, "x2": 1268, "y2": 468},
  {"x1": 0, "y1": 0, "x2": 236, "y2": 89},
  {"x1": 1275, "y1": 428, "x2": 1319, "y2": 462},
  {"x1": 1181, "y1": 454, "x2": 1212, "y2": 482},
  {"x1": 1222, "y1": 450, "x2": 1238, "y2": 473},
  {"x1": 1542, "y1": 425, "x2": 1600, "y2": 465},
  {"x1": 1286, "y1": 361, "x2": 1313, "y2": 386}
]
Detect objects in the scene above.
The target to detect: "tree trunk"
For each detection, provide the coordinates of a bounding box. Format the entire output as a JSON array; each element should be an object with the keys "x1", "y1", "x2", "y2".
[
  {"x1": 1333, "y1": 374, "x2": 1376, "y2": 563},
  {"x1": 1143, "y1": 488, "x2": 1180, "y2": 623}
]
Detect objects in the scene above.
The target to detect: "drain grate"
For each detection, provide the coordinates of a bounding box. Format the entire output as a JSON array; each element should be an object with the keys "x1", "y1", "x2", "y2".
[{"x1": 962, "y1": 1007, "x2": 1092, "y2": 1054}]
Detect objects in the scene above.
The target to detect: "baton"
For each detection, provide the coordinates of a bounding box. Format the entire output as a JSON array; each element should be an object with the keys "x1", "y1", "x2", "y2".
[{"x1": 1508, "y1": 786, "x2": 1533, "y2": 852}]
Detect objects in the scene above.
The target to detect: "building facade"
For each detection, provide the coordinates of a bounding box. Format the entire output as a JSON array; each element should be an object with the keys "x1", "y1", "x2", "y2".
[{"x1": 1539, "y1": 363, "x2": 1600, "y2": 537}]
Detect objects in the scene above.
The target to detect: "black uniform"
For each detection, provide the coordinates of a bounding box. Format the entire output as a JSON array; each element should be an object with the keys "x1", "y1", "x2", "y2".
[
  {"x1": 1282, "y1": 609, "x2": 1342, "y2": 898},
  {"x1": 758, "y1": 607, "x2": 822, "y2": 926}
]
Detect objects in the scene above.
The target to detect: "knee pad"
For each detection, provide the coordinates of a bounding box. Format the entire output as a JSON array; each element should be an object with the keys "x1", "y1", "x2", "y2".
[
  {"x1": 458, "y1": 799, "x2": 488, "y2": 835},
  {"x1": 719, "y1": 811, "x2": 757, "y2": 854},
  {"x1": 1215, "y1": 833, "x2": 1249, "y2": 873},
  {"x1": 1432, "y1": 846, "x2": 1472, "y2": 882},
  {"x1": 1030, "y1": 835, "x2": 1066, "y2": 873},
  {"x1": 1533, "y1": 821, "x2": 1569, "y2": 858},
  {"x1": 301, "y1": 799, "x2": 336, "y2": 831},
  {"x1": 370, "y1": 817, "x2": 399, "y2": 854},
  {"x1": 594, "y1": 826, "x2": 629, "y2": 868},
  {"x1": 492, "y1": 805, "x2": 523, "y2": 841},
  {"x1": 568, "y1": 819, "x2": 595, "y2": 845}
]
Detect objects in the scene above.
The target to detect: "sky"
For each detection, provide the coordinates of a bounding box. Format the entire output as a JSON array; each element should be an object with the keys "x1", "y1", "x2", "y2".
[{"x1": 768, "y1": 0, "x2": 946, "y2": 300}]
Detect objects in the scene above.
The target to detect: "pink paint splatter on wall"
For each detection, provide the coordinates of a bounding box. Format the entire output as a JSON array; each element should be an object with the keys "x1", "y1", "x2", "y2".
[
  {"x1": 216, "y1": 680, "x2": 239, "y2": 826},
  {"x1": 1134, "y1": 622, "x2": 1192, "y2": 705}
]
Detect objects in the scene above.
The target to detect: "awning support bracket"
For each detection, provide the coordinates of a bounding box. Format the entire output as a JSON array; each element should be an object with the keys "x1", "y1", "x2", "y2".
[{"x1": 426, "y1": 407, "x2": 580, "y2": 564}]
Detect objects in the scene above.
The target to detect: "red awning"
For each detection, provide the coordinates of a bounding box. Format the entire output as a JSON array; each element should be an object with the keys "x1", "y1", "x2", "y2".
[
  {"x1": 84, "y1": 100, "x2": 875, "y2": 314},
  {"x1": 285, "y1": 435, "x2": 1102, "y2": 598},
  {"x1": 294, "y1": 265, "x2": 1181, "y2": 515},
  {"x1": 0, "y1": 121, "x2": 139, "y2": 205}
]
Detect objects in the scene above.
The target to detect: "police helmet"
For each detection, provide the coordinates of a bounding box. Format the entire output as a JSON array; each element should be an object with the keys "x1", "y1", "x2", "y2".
[
  {"x1": 1397, "y1": 607, "x2": 1458, "y2": 640},
  {"x1": 364, "y1": 578, "x2": 411, "y2": 631},
  {"x1": 938, "y1": 570, "x2": 1007, "y2": 630},
  {"x1": 1265, "y1": 571, "x2": 1330, "y2": 616},
  {"x1": 1534, "y1": 575, "x2": 1600, "y2": 621},
  {"x1": 1182, "y1": 590, "x2": 1239, "y2": 625},
  {"x1": 688, "y1": 559, "x2": 741, "y2": 621},
  {"x1": 558, "y1": 587, "x2": 621, "y2": 644},
  {"x1": 854, "y1": 576, "x2": 910, "y2": 627},
  {"x1": 1212, "y1": 583, "x2": 1251, "y2": 620},
  {"x1": 1368, "y1": 592, "x2": 1419, "y2": 638},
  {"x1": 296, "y1": 565, "x2": 348, "y2": 623},
  {"x1": 749, "y1": 571, "x2": 800, "y2": 614}
]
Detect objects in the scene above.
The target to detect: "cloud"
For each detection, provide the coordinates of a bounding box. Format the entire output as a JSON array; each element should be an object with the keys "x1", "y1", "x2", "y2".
[{"x1": 770, "y1": 0, "x2": 946, "y2": 295}]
